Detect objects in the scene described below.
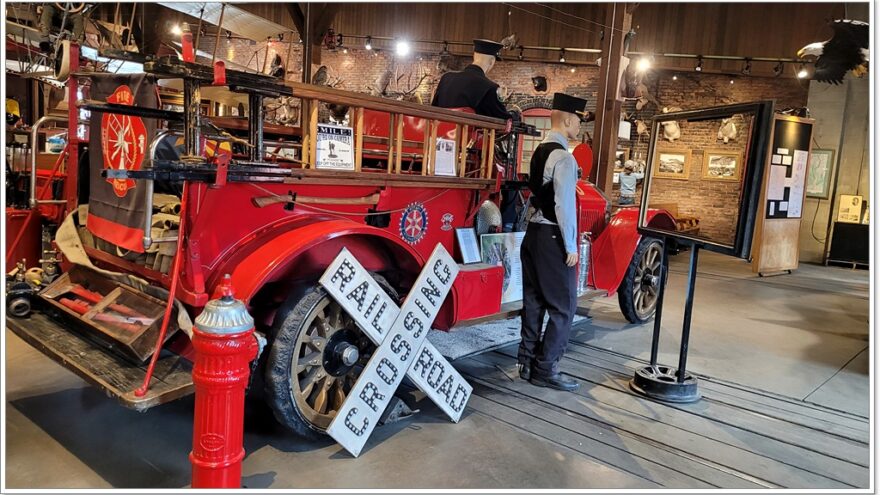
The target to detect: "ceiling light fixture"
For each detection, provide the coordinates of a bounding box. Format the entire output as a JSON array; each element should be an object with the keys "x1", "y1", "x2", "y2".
[
  {"x1": 170, "y1": 24, "x2": 182, "y2": 36},
  {"x1": 559, "y1": 49, "x2": 566, "y2": 63},
  {"x1": 570, "y1": 67, "x2": 576, "y2": 73},
  {"x1": 396, "y1": 40, "x2": 410, "y2": 57},
  {"x1": 518, "y1": 46, "x2": 524, "y2": 61},
  {"x1": 440, "y1": 41, "x2": 450, "y2": 56},
  {"x1": 741, "y1": 58, "x2": 752, "y2": 75},
  {"x1": 672, "y1": 74, "x2": 678, "y2": 81},
  {"x1": 365, "y1": 36, "x2": 372, "y2": 50},
  {"x1": 636, "y1": 57, "x2": 651, "y2": 72},
  {"x1": 797, "y1": 63, "x2": 809, "y2": 79},
  {"x1": 694, "y1": 56, "x2": 703, "y2": 72}
]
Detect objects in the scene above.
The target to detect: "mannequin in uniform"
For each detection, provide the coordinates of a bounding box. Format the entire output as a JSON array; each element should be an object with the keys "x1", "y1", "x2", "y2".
[
  {"x1": 431, "y1": 39, "x2": 510, "y2": 119},
  {"x1": 517, "y1": 93, "x2": 589, "y2": 392}
]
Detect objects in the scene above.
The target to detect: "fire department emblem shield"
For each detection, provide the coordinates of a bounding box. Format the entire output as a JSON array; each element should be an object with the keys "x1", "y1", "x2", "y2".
[
  {"x1": 400, "y1": 202, "x2": 428, "y2": 244},
  {"x1": 101, "y1": 85, "x2": 147, "y2": 198},
  {"x1": 441, "y1": 213, "x2": 454, "y2": 231}
]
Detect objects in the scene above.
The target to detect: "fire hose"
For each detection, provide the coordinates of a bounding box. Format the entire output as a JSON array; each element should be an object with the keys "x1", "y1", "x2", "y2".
[{"x1": 135, "y1": 182, "x2": 189, "y2": 397}]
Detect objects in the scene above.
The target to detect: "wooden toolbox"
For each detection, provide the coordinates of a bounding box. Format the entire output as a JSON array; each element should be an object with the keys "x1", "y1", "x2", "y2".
[{"x1": 40, "y1": 266, "x2": 179, "y2": 363}]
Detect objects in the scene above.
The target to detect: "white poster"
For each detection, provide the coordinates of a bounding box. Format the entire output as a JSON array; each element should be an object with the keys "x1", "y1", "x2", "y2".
[
  {"x1": 480, "y1": 232, "x2": 526, "y2": 304},
  {"x1": 315, "y1": 124, "x2": 355, "y2": 170},
  {"x1": 768, "y1": 165, "x2": 787, "y2": 200},
  {"x1": 787, "y1": 150, "x2": 809, "y2": 217},
  {"x1": 434, "y1": 138, "x2": 457, "y2": 176}
]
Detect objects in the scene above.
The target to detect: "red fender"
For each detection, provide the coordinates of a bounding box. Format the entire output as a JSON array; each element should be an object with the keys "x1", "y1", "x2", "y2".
[
  {"x1": 589, "y1": 207, "x2": 675, "y2": 295},
  {"x1": 219, "y1": 219, "x2": 424, "y2": 320}
]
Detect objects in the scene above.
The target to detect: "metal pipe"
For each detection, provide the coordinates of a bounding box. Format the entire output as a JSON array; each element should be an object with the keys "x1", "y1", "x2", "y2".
[
  {"x1": 676, "y1": 244, "x2": 700, "y2": 382},
  {"x1": 211, "y1": 3, "x2": 226, "y2": 65},
  {"x1": 77, "y1": 99, "x2": 184, "y2": 121},
  {"x1": 648, "y1": 238, "x2": 669, "y2": 367},
  {"x1": 144, "y1": 130, "x2": 172, "y2": 250},
  {"x1": 183, "y1": 79, "x2": 202, "y2": 159},
  {"x1": 247, "y1": 93, "x2": 264, "y2": 162},
  {"x1": 29, "y1": 116, "x2": 67, "y2": 208}
]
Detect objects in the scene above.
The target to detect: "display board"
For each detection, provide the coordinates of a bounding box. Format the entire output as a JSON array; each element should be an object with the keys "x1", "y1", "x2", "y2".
[
  {"x1": 637, "y1": 101, "x2": 775, "y2": 259},
  {"x1": 751, "y1": 114, "x2": 815, "y2": 275},
  {"x1": 480, "y1": 232, "x2": 526, "y2": 303},
  {"x1": 765, "y1": 119, "x2": 811, "y2": 219},
  {"x1": 315, "y1": 124, "x2": 354, "y2": 170}
]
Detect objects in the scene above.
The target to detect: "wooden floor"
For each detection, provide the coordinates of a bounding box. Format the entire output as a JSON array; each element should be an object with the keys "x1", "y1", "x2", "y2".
[{"x1": 454, "y1": 341, "x2": 870, "y2": 489}]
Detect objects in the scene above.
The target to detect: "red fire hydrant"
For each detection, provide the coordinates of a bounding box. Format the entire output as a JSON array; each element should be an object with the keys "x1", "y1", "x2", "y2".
[{"x1": 190, "y1": 275, "x2": 259, "y2": 488}]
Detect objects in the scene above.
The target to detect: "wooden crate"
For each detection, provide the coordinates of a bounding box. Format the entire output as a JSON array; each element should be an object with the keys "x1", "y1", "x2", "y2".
[{"x1": 40, "y1": 266, "x2": 179, "y2": 363}]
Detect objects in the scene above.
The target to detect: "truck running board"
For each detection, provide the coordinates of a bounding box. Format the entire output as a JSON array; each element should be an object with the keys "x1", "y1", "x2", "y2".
[{"x1": 6, "y1": 311, "x2": 193, "y2": 412}]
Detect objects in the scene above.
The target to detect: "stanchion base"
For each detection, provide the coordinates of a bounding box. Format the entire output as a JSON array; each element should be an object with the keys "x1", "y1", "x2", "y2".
[{"x1": 629, "y1": 365, "x2": 701, "y2": 403}]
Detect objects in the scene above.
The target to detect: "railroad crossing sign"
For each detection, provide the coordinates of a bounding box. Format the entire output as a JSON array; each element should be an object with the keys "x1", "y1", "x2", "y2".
[{"x1": 319, "y1": 244, "x2": 470, "y2": 457}]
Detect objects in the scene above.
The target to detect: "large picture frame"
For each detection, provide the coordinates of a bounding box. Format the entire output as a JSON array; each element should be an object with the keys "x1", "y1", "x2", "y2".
[
  {"x1": 638, "y1": 101, "x2": 776, "y2": 259},
  {"x1": 652, "y1": 148, "x2": 692, "y2": 180},
  {"x1": 805, "y1": 148, "x2": 835, "y2": 199},
  {"x1": 702, "y1": 150, "x2": 743, "y2": 181}
]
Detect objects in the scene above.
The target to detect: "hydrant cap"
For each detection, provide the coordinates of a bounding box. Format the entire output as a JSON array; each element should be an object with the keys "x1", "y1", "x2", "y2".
[{"x1": 195, "y1": 279, "x2": 254, "y2": 335}]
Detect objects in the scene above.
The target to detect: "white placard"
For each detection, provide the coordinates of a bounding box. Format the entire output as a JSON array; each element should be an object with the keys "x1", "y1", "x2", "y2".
[
  {"x1": 322, "y1": 245, "x2": 461, "y2": 457},
  {"x1": 771, "y1": 154, "x2": 782, "y2": 164},
  {"x1": 769, "y1": 203, "x2": 775, "y2": 216},
  {"x1": 480, "y1": 232, "x2": 525, "y2": 304},
  {"x1": 768, "y1": 165, "x2": 787, "y2": 201},
  {"x1": 455, "y1": 228, "x2": 481, "y2": 264},
  {"x1": 779, "y1": 201, "x2": 789, "y2": 212},
  {"x1": 776, "y1": 148, "x2": 789, "y2": 155},
  {"x1": 787, "y1": 150, "x2": 809, "y2": 217},
  {"x1": 434, "y1": 138, "x2": 457, "y2": 176},
  {"x1": 782, "y1": 155, "x2": 792, "y2": 166},
  {"x1": 315, "y1": 124, "x2": 355, "y2": 170}
]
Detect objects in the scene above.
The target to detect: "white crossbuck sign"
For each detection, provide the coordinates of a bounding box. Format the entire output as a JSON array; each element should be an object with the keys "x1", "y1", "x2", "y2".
[{"x1": 319, "y1": 244, "x2": 471, "y2": 457}]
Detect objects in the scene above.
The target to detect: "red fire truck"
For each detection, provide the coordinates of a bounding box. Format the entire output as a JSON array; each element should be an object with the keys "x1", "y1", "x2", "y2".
[{"x1": 6, "y1": 51, "x2": 674, "y2": 439}]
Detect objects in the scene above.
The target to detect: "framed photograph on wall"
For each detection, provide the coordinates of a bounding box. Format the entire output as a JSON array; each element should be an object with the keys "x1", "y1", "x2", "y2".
[
  {"x1": 702, "y1": 150, "x2": 743, "y2": 181},
  {"x1": 652, "y1": 149, "x2": 691, "y2": 180},
  {"x1": 806, "y1": 149, "x2": 835, "y2": 199}
]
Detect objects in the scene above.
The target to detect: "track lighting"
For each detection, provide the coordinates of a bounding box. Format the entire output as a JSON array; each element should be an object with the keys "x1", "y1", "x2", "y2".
[
  {"x1": 365, "y1": 36, "x2": 372, "y2": 50},
  {"x1": 559, "y1": 49, "x2": 565, "y2": 63},
  {"x1": 518, "y1": 46, "x2": 524, "y2": 61},
  {"x1": 694, "y1": 56, "x2": 703, "y2": 72},
  {"x1": 170, "y1": 24, "x2": 182, "y2": 36},
  {"x1": 440, "y1": 41, "x2": 450, "y2": 56},
  {"x1": 672, "y1": 75, "x2": 678, "y2": 81},
  {"x1": 636, "y1": 57, "x2": 651, "y2": 72},
  {"x1": 773, "y1": 61, "x2": 784, "y2": 77},
  {"x1": 741, "y1": 59, "x2": 751, "y2": 75},
  {"x1": 797, "y1": 63, "x2": 809, "y2": 79},
  {"x1": 396, "y1": 40, "x2": 410, "y2": 57}
]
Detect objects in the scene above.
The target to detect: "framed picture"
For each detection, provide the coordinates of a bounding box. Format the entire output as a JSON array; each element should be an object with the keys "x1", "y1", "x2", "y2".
[
  {"x1": 806, "y1": 149, "x2": 835, "y2": 199},
  {"x1": 455, "y1": 228, "x2": 481, "y2": 264},
  {"x1": 702, "y1": 150, "x2": 743, "y2": 181},
  {"x1": 480, "y1": 232, "x2": 526, "y2": 303},
  {"x1": 614, "y1": 149, "x2": 630, "y2": 171},
  {"x1": 837, "y1": 195, "x2": 863, "y2": 223},
  {"x1": 652, "y1": 149, "x2": 691, "y2": 180}
]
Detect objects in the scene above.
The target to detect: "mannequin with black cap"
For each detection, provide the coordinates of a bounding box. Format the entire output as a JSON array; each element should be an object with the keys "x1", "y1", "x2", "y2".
[
  {"x1": 431, "y1": 39, "x2": 510, "y2": 119},
  {"x1": 517, "y1": 92, "x2": 589, "y2": 392}
]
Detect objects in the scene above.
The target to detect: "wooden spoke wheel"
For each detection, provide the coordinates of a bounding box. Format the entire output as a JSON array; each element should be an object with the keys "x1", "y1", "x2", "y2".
[
  {"x1": 265, "y1": 277, "x2": 397, "y2": 438},
  {"x1": 618, "y1": 237, "x2": 664, "y2": 324}
]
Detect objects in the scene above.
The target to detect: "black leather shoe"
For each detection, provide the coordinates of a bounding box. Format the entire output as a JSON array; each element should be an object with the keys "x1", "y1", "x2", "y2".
[
  {"x1": 530, "y1": 373, "x2": 580, "y2": 392},
  {"x1": 516, "y1": 363, "x2": 531, "y2": 381}
]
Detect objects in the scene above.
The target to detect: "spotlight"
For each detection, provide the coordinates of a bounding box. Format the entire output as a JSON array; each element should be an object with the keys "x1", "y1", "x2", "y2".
[
  {"x1": 570, "y1": 67, "x2": 576, "y2": 73},
  {"x1": 337, "y1": 34, "x2": 344, "y2": 48},
  {"x1": 396, "y1": 40, "x2": 410, "y2": 57},
  {"x1": 741, "y1": 59, "x2": 752, "y2": 75},
  {"x1": 559, "y1": 49, "x2": 566, "y2": 63},
  {"x1": 170, "y1": 24, "x2": 182, "y2": 36},
  {"x1": 365, "y1": 36, "x2": 372, "y2": 50},
  {"x1": 694, "y1": 56, "x2": 703, "y2": 72},
  {"x1": 797, "y1": 63, "x2": 809, "y2": 79},
  {"x1": 636, "y1": 57, "x2": 651, "y2": 72},
  {"x1": 729, "y1": 79, "x2": 734, "y2": 85},
  {"x1": 440, "y1": 41, "x2": 450, "y2": 56},
  {"x1": 518, "y1": 47, "x2": 524, "y2": 61},
  {"x1": 773, "y1": 61, "x2": 784, "y2": 77},
  {"x1": 672, "y1": 74, "x2": 678, "y2": 81},
  {"x1": 343, "y1": 48, "x2": 348, "y2": 54}
]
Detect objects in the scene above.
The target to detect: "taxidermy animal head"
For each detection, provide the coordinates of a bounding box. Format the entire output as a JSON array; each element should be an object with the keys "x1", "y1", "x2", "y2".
[
  {"x1": 660, "y1": 107, "x2": 682, "y2": 142},
  {"x1": 635, "y1": 119, "x2": 650, "y2": 137},
  {"x1": 635, "y1": 83, "x2": 659, "y2": 111},
  {"x1": 532, "y1": 76, "x2": 548, "y2": 92},
  {"x1": 717, "y1": 117, "x2": 737, "y2": 143}
]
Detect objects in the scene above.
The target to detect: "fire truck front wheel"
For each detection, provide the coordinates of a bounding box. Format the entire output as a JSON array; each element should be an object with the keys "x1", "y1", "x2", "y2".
[
  {"x1": 618, "y1": 237, "x2": 664, "y2": 324},
  {"x1": 264, "y1": 276, "x2": 398, "y2": 438}
]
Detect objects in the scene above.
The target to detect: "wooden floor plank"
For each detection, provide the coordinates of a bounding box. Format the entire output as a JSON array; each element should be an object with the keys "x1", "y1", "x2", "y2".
[
  {"x1": 565, "y1": 341, "x2": 870, "y2": 436},
  {"x1": 458, "y1": 355, "x2": 857, "y2": 488},
  {"x1": 469, "y1": 386, "x2": 767, "y2": 488}
]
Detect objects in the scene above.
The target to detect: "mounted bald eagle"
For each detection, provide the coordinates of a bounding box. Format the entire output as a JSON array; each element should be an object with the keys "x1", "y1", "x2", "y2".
[{"x1": 798, "y1": 19, "x2": 869, "y2": 85}]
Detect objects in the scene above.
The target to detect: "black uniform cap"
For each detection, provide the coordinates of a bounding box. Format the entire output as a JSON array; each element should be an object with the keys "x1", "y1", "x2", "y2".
[
  {"x1": 473, "y1": 39, "x2": 503, "y2": 56},
  {"x1": 552, "y1": 92, "x2": 590, "y2": 121}
]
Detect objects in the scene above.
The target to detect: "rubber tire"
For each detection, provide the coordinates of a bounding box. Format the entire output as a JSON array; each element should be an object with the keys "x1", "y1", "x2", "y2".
[
  {"x1": 618, "y1": 237, "x2": 664, "y2": 325},
  {"x1": 264, "y1": 275, "x2": 398, "y2": 439}
]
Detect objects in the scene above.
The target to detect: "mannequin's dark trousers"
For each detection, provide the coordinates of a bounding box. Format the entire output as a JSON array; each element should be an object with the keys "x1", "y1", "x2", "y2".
[{"x1": 518, "y1": 222, "x2": 577, "y2": 377}]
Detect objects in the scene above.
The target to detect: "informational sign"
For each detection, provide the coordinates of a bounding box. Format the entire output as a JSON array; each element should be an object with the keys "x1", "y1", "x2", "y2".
[
  {"x1": 765, "y1": 119, "x2": 811, "y2": 219},
  {"x1": 320, "y1": 245, "x2": 465, "y2": 457},
  {"x1": 837, "y1": 195, "x2": 863, "y2": 223},
  {"x1": 315, "y1": 123, "x2": 355, "y2": 170},
  {"x1": 455, "y1": 228, "x2": 481, "y2": 264},
  {"x1": 434, "y1": 138, "x2": 457, "y2": 176},
  {"x1": 480, "y1": 232, "x2": 525, "y2": 303}
]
